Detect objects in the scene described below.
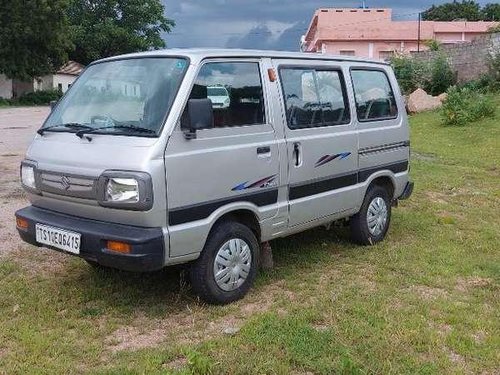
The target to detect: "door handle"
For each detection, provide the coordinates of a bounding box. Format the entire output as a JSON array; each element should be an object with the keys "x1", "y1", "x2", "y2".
[
  {"x1": 293, "y1": 142, "x2": 302, "y2": 167},
  {"x1": 257, "y1": 146, "x2": 271, "y2": 155}
]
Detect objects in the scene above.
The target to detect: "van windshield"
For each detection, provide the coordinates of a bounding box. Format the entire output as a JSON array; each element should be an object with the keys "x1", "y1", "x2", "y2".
[
  {"x1": 207, "y1": 87, "x2": 228, "y2": 96},
  {"x1": 43, "y1": 57, "x2": 188, "y2": 137}
]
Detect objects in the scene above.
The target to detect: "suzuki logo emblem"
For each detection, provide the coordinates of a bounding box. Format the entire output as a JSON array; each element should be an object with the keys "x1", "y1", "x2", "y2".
[{"x1": 61, "y1": 176, "x2": 71, "y2": 190}]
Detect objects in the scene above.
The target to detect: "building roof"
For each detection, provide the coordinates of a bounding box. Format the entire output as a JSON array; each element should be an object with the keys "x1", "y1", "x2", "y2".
[
  {"x1": 303, "y1": 7, "x2": 499, "y2": 48},
  {"x1": 57, "y1": 61, "x2": 85, "y2": 75},
  {"x1": 94, "y1": 48, "x2": 390, "y2": 66}
]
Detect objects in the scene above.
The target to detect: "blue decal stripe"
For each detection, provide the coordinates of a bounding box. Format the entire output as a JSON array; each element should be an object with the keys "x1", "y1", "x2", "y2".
[
  {"x1": 315, "y1": 152, "x2": 351, "y2": 168},
  {"x1": 232, "y1": 175, "x2": 277, "y2": 191}
]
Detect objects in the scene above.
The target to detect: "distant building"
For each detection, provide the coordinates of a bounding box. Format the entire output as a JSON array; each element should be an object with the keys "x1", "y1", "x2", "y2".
[
  {"x1": 0, "y1": 61, "x2": 85, "y2": 99},
  {"x1": 34, "y1": 60, "x2": 85, "y2": 94},
  {"x1": 301, "y1": 8, "x2": 499, "y2": 60}
]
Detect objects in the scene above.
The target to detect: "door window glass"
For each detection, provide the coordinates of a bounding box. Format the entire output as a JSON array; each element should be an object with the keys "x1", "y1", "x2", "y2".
[
  {"x1": 280, "y1": 68, "x2": 350, "y2": 129},
  {"x1": 351, "y1": 69, "x2": 398, "y2": 121},
  {"x1": 188, "y1": 62, "x2": 265, "y2": 127}
]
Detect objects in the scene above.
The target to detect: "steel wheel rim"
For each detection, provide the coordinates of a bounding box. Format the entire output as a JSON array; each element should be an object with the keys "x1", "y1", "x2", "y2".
[
  {"x1": 367, "y1": 197, "x2": 388, "y2": 236},
  {"x1": 213, "y1": 238, "x2": 252, "y2": 292}
]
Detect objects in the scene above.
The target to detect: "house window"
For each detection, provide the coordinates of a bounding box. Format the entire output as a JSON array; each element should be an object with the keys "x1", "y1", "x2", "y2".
[
  {"x1": 340, "y1": 50, "x2": 355, "y2": 56},
  {"x1": 57, "y1": 83, "x2": 62, "y2": 92}
]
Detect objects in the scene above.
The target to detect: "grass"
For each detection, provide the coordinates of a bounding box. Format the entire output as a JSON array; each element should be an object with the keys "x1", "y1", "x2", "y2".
[{"x1": 1, "y1": 98, "x2": 499, "y2": 374}]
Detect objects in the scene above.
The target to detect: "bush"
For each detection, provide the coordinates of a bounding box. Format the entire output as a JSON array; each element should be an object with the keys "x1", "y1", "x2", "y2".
[
  {"x1": 487, "y1": 46, "x2": 500, "y2": 90},
  {"x1": 424, "y1": 39, "x2": 441, "y2": 51},
  {"x1": 459, "y1": 74, "x2": 496, "y2": 93},
  {"x1": 424, "y1": 54, "x2": 456, "y2": 96},
  {"x1": 17, "y1": 89, "x2": 62, "y2": 105},
  {"x1": 390, "y1": 54, "x2": 427, "y2": 95},
  {"x1": 391, "y1": 53, "x2": 455, "y2": 96},
  {"x1": 441, "y1": 86, "x2": 496, "y2": 126}
]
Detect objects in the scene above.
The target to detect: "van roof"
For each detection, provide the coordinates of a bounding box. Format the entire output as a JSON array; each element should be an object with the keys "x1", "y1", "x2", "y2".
[{"x1": 94, "y1": 48, "x2": 390, "y2": 66}]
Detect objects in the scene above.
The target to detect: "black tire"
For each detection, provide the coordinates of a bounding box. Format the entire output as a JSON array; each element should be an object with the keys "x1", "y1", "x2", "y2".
[
  {"x1": 189, "y1": 221, "x2": 259, "y2": 305},
  {"x1": 350, "y1": 184, "x2": 392, "y2": 245}
]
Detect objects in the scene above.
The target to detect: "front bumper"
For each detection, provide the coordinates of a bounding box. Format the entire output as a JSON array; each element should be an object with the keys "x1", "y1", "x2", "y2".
[{"x1": 15, "y1": 206, "x2": 165, "y2": 272}]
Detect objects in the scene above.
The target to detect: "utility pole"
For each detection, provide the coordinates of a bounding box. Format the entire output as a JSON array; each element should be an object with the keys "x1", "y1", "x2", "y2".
[{"x1": 417, "y1": 12, "x2": 422, "y2": 52}]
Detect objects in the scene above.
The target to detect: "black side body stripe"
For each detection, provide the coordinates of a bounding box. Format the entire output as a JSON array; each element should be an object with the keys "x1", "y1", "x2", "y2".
[
  {"x1": 289, "y1": 172, "x2": 357, "y2": 200},
  {"x1": 169, "y1": 189, "x2": 278, "y2": 226},
  {"x1": 289, "y1": 160, "x2": 408, "y2": 201},
  {"x1": 168, "y1": 160, "x2": 409, "y2": 226},
  {"x1": 358, "y1": 160, "x2": 408, "y2": 182}
]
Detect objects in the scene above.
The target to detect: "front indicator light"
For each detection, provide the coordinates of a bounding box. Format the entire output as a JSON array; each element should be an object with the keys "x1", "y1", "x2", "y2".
[
  {"x1": 16, "y1": 217, "x2": 29, "y2": 230},
  {"x1": 106, "y1": 178, "x2": 139, "y2": 203},
  {"x1": 106, "y1": 240, "x2": 131, "y2": 254}
]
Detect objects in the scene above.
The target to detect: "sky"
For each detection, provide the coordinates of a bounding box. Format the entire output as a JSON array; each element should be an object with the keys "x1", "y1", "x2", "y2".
[{"x1": 162, "y1": 0, "x2": 493, "y2": 51}]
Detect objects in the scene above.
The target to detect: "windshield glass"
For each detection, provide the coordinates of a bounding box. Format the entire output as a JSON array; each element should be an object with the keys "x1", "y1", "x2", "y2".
[
  {"x1": 43, "y1": 57, "x2": 188, "y2": 136},
  {"x1": 207, "y1": 87, "x2": 228, "y2": 96}
]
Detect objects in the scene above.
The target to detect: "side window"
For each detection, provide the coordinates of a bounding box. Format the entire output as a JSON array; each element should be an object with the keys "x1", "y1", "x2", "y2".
[
  {"x1": 188, "y1": 62, "x2": 265, "y2": 128},
  {"x1": 280, "y1": 68, "x2": 350, "y2": 130},
  {"x1": 351, "y1": 69, "x2": 398, "y2": 121}
]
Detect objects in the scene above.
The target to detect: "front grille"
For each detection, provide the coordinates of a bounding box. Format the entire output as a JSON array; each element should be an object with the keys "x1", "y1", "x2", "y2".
[{"x1": 38, "y1": 171, "x2": 97, "y2": 199}]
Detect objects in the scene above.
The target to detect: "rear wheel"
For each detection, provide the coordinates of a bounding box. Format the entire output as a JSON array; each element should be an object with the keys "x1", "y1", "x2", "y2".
[
  {"x1": 189, "y1": 221, "x2": 259, "y2": 304},
  {"x1": 350, "y1": 185, "x2": 392, "y2": 245}
]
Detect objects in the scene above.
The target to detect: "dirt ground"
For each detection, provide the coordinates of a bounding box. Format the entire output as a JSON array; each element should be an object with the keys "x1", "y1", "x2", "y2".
[{"x1": 0, "y1": 106, "x2": 50, "y2": 257}]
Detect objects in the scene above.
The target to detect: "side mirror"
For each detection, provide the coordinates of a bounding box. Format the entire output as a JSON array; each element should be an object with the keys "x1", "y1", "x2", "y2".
[
  {"x1": 49, "y1": 100, "x2": 58, "y2": 111},
  {"x1": 182, "y1": 98, "x2": 213, "y2": 139}
]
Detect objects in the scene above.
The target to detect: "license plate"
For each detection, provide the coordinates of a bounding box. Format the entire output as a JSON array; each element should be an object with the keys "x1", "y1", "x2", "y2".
[{"x1": 35, "y1": 224, "x2": 81, "y2": 254}]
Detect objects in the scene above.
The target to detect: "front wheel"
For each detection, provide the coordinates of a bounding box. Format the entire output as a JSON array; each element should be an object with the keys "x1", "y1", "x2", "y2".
[
  {"x1": 189, "y1": 221, "x2": 259, "y2": 304},
  {"x1": 350, "y1": 185, "x2": 392, "y2": 245}
]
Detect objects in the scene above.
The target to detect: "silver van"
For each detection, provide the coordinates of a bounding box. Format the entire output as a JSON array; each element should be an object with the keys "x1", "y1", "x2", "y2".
[{"x1": 15, "y1": 49, "x2": 413, "y2": 304}]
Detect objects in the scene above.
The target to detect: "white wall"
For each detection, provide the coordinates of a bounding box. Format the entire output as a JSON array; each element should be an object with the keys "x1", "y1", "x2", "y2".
[
  {"x1": 34, "y1": 75, "x2": 53, "y2": 91},
  {"x1": 0, "y1": 74, "x2": 13, "y2": 99},
  {"x1": 52, "y1": 74, "x2": 78, "y2": 93},
  {"x1": 33, "y1": 74, "x2": 77, "y2": 93}
]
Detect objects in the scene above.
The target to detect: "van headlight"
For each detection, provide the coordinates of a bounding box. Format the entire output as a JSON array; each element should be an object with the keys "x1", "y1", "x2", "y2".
[
  {"x1": 106, "y1": 178, "x2": 139, "y2": 203},
  {"x1": 20, "y1": 161, "x2": 39, "y2": 193},
  {"x1": 97, "y1": 171, "x2": 153, "y2": 210}
]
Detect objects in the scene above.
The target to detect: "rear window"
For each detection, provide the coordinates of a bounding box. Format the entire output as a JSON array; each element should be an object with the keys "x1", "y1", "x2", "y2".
[
  {"x1": 351, "y1": 69, "x2": 398, "y2": 122},
  {"x1": 280, "y1": 67, "x2": 350, "y2": 129}
]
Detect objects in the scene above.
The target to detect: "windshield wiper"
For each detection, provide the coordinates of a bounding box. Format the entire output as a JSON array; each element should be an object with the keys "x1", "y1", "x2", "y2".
[
  {"x1": 37, "y1": 123, "x2": 92, "y2": 136},
  {"x1": 75, "y1": 125, "x2": 156, "y2": 138}
]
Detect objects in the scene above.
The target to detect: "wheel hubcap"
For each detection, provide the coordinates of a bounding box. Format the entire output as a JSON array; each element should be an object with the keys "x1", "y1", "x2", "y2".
[
  {"x1": 213, "y1": 238, "x2": 252, "y2": 292},
  {"x1": 367, "y1": 197, "x2": 388, "y2": 236}
]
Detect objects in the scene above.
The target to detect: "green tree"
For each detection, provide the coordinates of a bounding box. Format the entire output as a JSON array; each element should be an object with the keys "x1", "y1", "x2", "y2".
[
  {"x1": 422, "y1": 1, "x2": 482, "y2": 21},
  {"x1": 67, "y1": 0, "x2": 174, "y2": 65},
  {"x1": 482, "y1": 3, "x2": 500, "y2": 21},
  {"x1": 0, "y1": 0, "x2": 72, "y2": 80}
]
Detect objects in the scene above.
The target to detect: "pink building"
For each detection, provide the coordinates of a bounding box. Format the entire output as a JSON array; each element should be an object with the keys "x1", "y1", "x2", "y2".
[{"x1": 301, "y1": 8, "x2": 499, "y2": 60}]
